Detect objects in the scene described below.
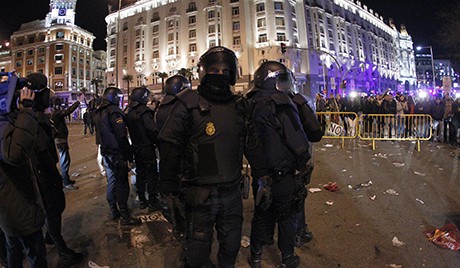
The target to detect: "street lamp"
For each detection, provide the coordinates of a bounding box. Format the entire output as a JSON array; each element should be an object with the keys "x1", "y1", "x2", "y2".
[{"x1": 416, "y1": 46, "x2": 435, "y2": 89}]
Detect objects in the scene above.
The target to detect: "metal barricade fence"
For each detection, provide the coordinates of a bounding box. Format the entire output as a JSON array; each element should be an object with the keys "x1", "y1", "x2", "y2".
[
  {"x1": 358, "y1": 114, "x2": 432, "y2": 151},
  {"x1": 316, "y1": 112, "x2": 433, "y2": 151},
  {"x1": 316, "y1": 112, "x2": 359, "y2": 148}
]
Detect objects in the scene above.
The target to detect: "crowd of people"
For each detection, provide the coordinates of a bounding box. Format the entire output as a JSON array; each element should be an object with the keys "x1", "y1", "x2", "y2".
[
  {"x1": 315, "y1": 90, "x2": 460, "y2": 144},
  {"x1": 0, "y1": 46, "x2": 325, "y2": 268}
]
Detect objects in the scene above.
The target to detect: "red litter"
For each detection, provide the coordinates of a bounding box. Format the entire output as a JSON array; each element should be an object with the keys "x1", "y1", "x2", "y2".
[
  {"x1": 424, "y1": 223, "x2": 460, "y2": 251},
  {"x1": 323, "y1": 182, "x2": 339, "y2": 192}
]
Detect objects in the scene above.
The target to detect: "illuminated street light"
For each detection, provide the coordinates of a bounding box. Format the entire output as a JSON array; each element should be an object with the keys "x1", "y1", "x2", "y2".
[{"x1": 416, "y1": 45, "x2": 435, "y2": 89}]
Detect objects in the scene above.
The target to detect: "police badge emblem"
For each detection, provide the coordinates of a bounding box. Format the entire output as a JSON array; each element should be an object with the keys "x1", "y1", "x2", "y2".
[{"x1": 206, "y1": 122, "x2": 216, "y2": 136}]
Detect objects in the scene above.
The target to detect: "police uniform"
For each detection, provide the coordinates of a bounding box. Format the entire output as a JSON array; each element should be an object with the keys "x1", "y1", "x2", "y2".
[
  {"x1": 93, "y1": 91, "x2": 139, "y2": 224},
  {"x1": 158, "y1": 46, "x2": 266, "y2": 268},
  {"x1": 126, "y1": 88, "x2": 159, "y2": 211},
  {"x1": 247, "y1": 61, "x2": 310, "y2": 268}
]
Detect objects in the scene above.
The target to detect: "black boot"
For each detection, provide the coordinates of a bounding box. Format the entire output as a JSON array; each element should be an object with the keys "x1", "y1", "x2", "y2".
[
  {"x1": 148, "y1": 201, "x2": 161, "y2": 213},
  {"x1": 248, "y1": 248, "x2": 262, "y2": 268},
  {"x1": 295, "y1": 227, "x2": 313, "y2": 248},
  {"x1": 120, "y1": 210, "x2": 142, "y2": 226},
  {"x1": 58, "y1": 248, "x2": 84, "y2": 266},
  {"x1": 110, "y1": 206, "x2": 120, "y2": 220},
  {"x1": 139, "y1": 195, "x2": 148, "y2": 210},
  {"x1": 281, "y1": 255, "x2": 300, "y2": 268}
]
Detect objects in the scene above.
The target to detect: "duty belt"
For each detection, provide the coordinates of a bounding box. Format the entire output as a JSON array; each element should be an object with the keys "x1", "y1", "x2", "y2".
[{"x1": 271, "y1": 166, "x2": 294, "y2": 178}]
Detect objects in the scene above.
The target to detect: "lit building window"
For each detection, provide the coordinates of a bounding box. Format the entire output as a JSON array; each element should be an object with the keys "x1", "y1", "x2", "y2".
[
  {"x1": 256, "y1": 3, "x2": 265, "y2": 12},
  {"x1": 55, "y1": 66, "x2": 63, "y2": 75},
  {"x1": 27, "y1": 59, "x2": 33, "y2": 66},
  {"x1": 233, "y1": 21, "x2": 240, "y2": 31},
  {"x1": 276, "y1": 17, "x2": 285, "y2": 26},
  {"x1": 274, "y1": 2, "x2": 283, "y2": 11},
  {"x1": 232, "y1": 7, "x2": 239, "y2": 16},
  {"x1": 189, "y1": 15, "x2": 196, "y2": 24},
  {"x1": 233, "y1": 36, "x2": 241, "y2": 45},
  {"x1": 258, "y1": 33, "x2": 267, "y2": 43},
  {"x1": 189, "y1": 29, "x2": 196, "y2": 38},
  {"x1": 277, "y1": 33, "x2": 286, "y2": 41},
  {"x1": 208, "y1": 10, "x2": 215, "y2": 19},
  {"x1": 208, "y1": 25, "x2": 216, "y2": 33},
  {"x1": 55, "y1": 44, "x2": 64, "y2": 50},
  {"x1": 189, "y1": 43, "x2": 197, "y2": 52},
  {"x1": 257, "y1": 18, "x2": 266, "y2": 28}
]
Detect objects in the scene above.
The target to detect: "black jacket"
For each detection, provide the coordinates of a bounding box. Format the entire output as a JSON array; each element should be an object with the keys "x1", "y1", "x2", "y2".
[
  {"x1": 0, "y1": 108, "x2": 45, "y2": 236},
  {"x1": 51, "y1": 101, "x2": 80, "y2": 143}
]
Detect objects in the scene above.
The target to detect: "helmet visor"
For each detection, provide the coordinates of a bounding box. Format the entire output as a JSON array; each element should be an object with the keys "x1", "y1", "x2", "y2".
[{"x1": 267, "y1": 70, "x2": 296, "y2": 92}]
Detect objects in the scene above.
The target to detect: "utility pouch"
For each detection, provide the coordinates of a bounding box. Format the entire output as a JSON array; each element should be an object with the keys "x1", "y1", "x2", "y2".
[
  {"x1": 183, "y1": 186, "x2": 211, "y2": 207},
  {"x1": 293, "y1": 185, "x2": 308, "y2": 213}
]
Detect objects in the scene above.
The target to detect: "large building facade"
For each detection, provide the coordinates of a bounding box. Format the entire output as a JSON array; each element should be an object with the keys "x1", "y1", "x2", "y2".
[
  {"x1": 9, "y1": 0, "x2": 104, "y2": 103},
  {"x1": 107, "y1": 0, "x2": 416, "y2": 96}
]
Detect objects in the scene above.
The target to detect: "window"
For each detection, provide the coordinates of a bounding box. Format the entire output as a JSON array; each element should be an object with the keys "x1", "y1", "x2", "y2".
[
  {"x1": 277, "y1": 32, "x2": 286, "y2": 41},
  {"x1": 168, "y1": 47, "x2": 175, "y2": 55},
  {"x1": 136, "y1": 29, "x2": 141, "y2": 36},
  {"x1": 231, "y1": 7, "x2": 239, "y2": 16},
  {"x1": 38, "y1": 69, "x2": 44, "y2": 74},
  {"x1": 208, "y1": 25, "x2": 216, "y2": 33},
  {"x1": 136, "y1": 41, "x2": 141, "y2": 49},
  {"x1": 208, "y1": 10, "x2": 215, "y2": 19},
  {"x1": 71, "y1": 56, "x2": 76, "y2": 62},
  {"x1": 110, "y1": 50, "x2": 115, "y2": 56},
  {"x1": 152, "y1": 25, "x2": 159, "y2": 33},
  {"x1": 27, "y1": 49, "x2": 34, "y2": 56},
  {"x1": 16, "y1": 61, "x2": 22, "y2": 68},
  {"x1": 152, "y1": 50, "x2": 159, "y2": 58},
  {"x1": 123, "y1": 58, "x2": 128, "y2": 65},
  {"x1": 209, "y1": 40, "x2": 216, "y2": 47},
  {"x1": 55, "y1": 44, "x2": 64, "y2": 51},
  {"x1": 189, "y1": 29, "x2": 196, "y2": 38},
  {"x1": 110, "y1": 61, "x2": 115, "y2": 68},
  {"x1": 168, "y1": 33, "x2": 174, "y2": 41},
  {"x1": 168, "y1": 20, "x2": 175, "y2": 28},
  {"x1": 38, "y1": 47, "x2": 45, "y2": 54},
  {"x1": 257, "y1": 18, "x2": 266, "y2": 28},
  {"x1": 189, "y1": 15, "x2": 196, "y2": 24},
  {"x1": 56, "y1": 31, "x2": 65, "y2": 39},
  {"x1": 38, "y1": 56, "x2": 45, "y2": 64},
  {"x1": 54, "y1": 54, "x2": 64, "y2": 62},
  {"x1": 189, "y1": 43, "x2": 197, "y2": 52},
  {"x1": 152, "y1": 37, "x2": 159, "y2": 45},
  {"x1": 232, "y1": 21, "x2": 240, "y2": 31},
  {"x1": 256, "y1": 3, "x2": 265, "y2": 12},
  {"x1": 123, "y1": 46, "x2": 127, "y2": 53},
  {"x1": 233, "y1": 36, "x2": 241, "y2": 45},
  {"x1": 258, "y1": 33, "x2": 268, "y2": 43},
  {"x1": 275, "y1": 17, "x2": 285, "y2": 26},
  {"x1": 28, "y1": 36, "x2": 35, "y2": 44},
  {"x1": 27, "y1": 59, "x2": 33, "y2": 66},
  {"x1": 187, "y1": 2, "x2": 196, "y2": 12},
  {"x1": 54, "y1": 66, "x2": 63, "y2": 75},
  {"x1": 72, "y1": 68, "x2": 77, "y2": 76},
  {"x1": 274, "y1": 2, "x2": 283, "y2": 11},
  {"x1": 110, "y1": 38, "x2": 116, "y2": 45},
  {"x1": 16, "y1": 51, "x2": 22, "y2": 58},
  {"x1": 122, "y1": 22, "x2": 128, "y2": 30}
]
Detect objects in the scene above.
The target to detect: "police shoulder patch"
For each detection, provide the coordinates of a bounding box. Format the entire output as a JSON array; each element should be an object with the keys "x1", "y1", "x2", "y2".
[{"x1": 116, "y1": 117, "x2": 123, "y2": 124}]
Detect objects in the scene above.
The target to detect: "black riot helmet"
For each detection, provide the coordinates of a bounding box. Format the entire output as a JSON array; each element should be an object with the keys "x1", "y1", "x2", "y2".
[
  {"x1": 164, "y1": 75, "x2": 191, "y2": 95},
  {"x1": 102, "y1": 87, "x2": 123, "y2": 105},
  {"x1": 198, "y1": 46, "x2": 239, "y2": 86},
  {"x1": 129, "y1": 87, "x2": 150, "y2": 106},
  {"x1": 252, "y1": 61, "x2": 296, "y2": 93},
  {"x1": 26, "y1": 72, "x2": 53, "y2": 111}
]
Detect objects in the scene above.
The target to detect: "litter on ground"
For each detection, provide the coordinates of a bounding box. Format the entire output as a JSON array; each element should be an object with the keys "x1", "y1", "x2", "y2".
[
  {"x1": 416, "y1": 198, "x2": 425, "y2": 204},
  {"x1": 326, "y1": 201, "x2": 334, "y2": 206},
  {"x1": 384, "y1": 189, "x2": 399, "y2": 196},
  {"x1": 323, "y1": 182, "x2": 339, "y2": 192},
  {"x1": 392, "y1": 236, "x2": 405, "y2": 247},
  {"x1": 308, "y1": 188, "x2": 322, "y2": 193},
  {"x1": 424, "y1": 223, "x2": 460, "y2": 251},
  {"x1": 241, "y1": 235, "x2": 250, "y2": 248},
  {"x1": 413, "y1": 171, "x2": 426, "y2": 176},
  {"x1": 393, "y1": 162, "x2": 405, "y2": 167},
  {"x1": 354, "y1": 180, "x2": 373, "y2": 190}
]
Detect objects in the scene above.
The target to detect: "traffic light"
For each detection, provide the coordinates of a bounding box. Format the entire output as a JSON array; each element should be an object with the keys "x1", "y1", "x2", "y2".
[
  {"x1": 280, "y1": 43, "x2": 287, "y2": 54},
  {"x1": 341, "y1": 80, "x2": 347, "y2": 89}
]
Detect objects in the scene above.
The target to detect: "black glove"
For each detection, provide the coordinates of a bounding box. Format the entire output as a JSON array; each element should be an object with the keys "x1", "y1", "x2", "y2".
[
  {"x1": 299, "y1": 163, "x2": 314, "y2": 185},
  {"x1": 160, "y1": 193, "x2": 186, "y2": 239},
  {"x1": 255, "y1": 176, "x2": 272, "y2": 211}
]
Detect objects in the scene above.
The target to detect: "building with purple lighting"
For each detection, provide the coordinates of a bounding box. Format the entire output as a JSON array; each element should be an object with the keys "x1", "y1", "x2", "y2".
[{"x1": 105, "y1": 0, "x2": 417, "y2": 97}]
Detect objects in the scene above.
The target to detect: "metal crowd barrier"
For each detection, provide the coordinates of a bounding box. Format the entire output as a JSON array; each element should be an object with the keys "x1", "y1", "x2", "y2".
[
  {"x1": 316, "y1": 112, "x2": 359, "y2": 148},
  {"x1": 316, "y1": 112, "x2": 433, "y2": 151},
  {"x1": 358, "y1": 114, "x2": 432, "y2": 151}
]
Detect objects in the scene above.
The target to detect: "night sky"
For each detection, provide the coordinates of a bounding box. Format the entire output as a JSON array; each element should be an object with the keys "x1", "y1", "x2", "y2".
[{"x1": 0, "y1": 0, "x2": 456, "y2": 56}]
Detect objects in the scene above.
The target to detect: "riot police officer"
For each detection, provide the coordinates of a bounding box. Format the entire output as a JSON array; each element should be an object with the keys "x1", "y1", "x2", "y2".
[
  {"x1": 155, "y1": 75, "x2": 191, "y2": 131},
  {"x1": 247, "y1": 61, "x2": 310, "y2": 268},
  {"x1": 93, "y1": 87, "x2": 141, "y2": 225},
  {"x1": 125, "y1": 87, "x2": 160, "y2": 212},
  {"x1": 290, "y1": 88, "x2": 323, "y2": 247},
  {"x1": 158, "y1": 46, "x2": 267, "y2": 268}
]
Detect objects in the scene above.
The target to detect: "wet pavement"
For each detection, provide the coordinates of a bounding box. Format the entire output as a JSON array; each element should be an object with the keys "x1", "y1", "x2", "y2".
[{"x1": 42, "y1": 123, "x2": 460, "y2": 268}]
